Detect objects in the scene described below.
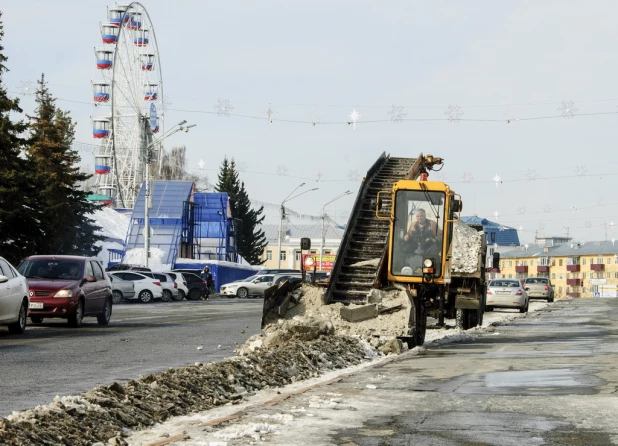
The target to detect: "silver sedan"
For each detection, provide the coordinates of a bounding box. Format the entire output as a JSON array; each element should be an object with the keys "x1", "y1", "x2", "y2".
[{"x1": 485, "y1": 279, "x2": 529, "y2": 313}]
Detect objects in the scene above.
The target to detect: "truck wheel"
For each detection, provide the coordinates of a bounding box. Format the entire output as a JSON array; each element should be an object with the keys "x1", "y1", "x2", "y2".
[
  {"x1": 485, "y1": 305, "x2": 494, "y2": 312},
  {"x1": 548, "y1": 297, "x2": 554, "y2": 303},
  {"x1": 456, "y1": 309, "x2": 478, "y2": 330},
  {"x1": 405, "y1": 300, "x2": 426, "y2": 349}
]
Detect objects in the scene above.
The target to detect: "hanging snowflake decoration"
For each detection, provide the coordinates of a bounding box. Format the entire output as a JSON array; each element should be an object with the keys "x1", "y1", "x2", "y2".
[
  {"x1": 575, "y1": 165, "x2": 587, "y2": 177},
  {"x1": 563, "y1": 226, "x2": 570, "y2": 235},
  {"x1": 519, "y1": 225, "x2": 524, "y2": 232},
  {"x1": 17, "y1": 79, "x2": 35, "y2": 96},
  {"x1": 347, "y1": 169, "x2": 361, "y2": 181},
  {"x1": 276, "y1": 165, "x2": 288, "y2": 176},
  {"x1": 585, "y1": 221, "x2": 592, "y2": 228},
  {"x1": 502, "y1": 107, "x2": 519, "y2": 124},
  {"x1": 214, "y1": 98, "x2": 234, "y2": 117},
  {"x1": 198, "y1": 159, "x2": 205, "y2": 170},
  {"x1": 517, "y1": 205, "x2": 526, "y2": 215},
  {"x1": 236, "y1": 161, "x2": 248, "y2": 173},
  {"x1": 611, "y1": 221, "x2": 615, "y2": 229},
  {"x1": 492, "y1": 174, "x2": 502, "y2": 188},
  {"x1": 461, "y1": 172, "x2": 474, "y2": 184},
  {"x1": 316, "y1": 171, "x2": 322, "y2": 182},
  {"x1": 309, "y1": 109, "x2": 321, "y2": 127},
  {"x1": 298, "y1": 210, "x2": 304, "y2": 218},
  {"x1": 387, "y1": 104, "x2": 407, "y2": 123},
  {"x1": 525, "y1": 169, "x2": 539, "y2": 181},
  {"x1": 571, "y1": 205, "x2": 577, "y2": 213},
  {"x1": 265, "y1": 104, "x2": 276, "y2": 126},
  {"x1": 347, "y1": 108, "x2": 361, "y2": 130},
  {"x1": 543, "y1": 204, "x2": 552, "y2": 213},
  {"x1": 558, "y1": 100, "x2": 577, "y2": 118},
  {"x1": 493, "y1": 210, "x2": 500, "y2": 221},
  {"x1": 444, "y1": 104, "x2": 463, "y2": 122}
]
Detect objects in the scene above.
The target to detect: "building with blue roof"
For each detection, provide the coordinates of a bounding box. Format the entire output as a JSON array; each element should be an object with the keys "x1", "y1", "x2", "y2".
[{"x1": 461, "y1": 216, "x2": 520, "y2": 247}]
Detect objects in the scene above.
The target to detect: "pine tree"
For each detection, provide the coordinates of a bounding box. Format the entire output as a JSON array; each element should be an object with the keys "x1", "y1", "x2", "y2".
[
  {"x1": 0, "y1": 13, "x2": 42, "y2": 264},
  {"x1": 26, "y1": 74, "x2": 104, "y2": 256},
  {"x1": 216, "y1": 157, "x2": 267, "y2": 264}
]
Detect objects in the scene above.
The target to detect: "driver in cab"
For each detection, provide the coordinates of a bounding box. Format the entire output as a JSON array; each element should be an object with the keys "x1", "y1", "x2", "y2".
[{"x1": 403, "y1": 208, "x2": 441, "y2": 254}]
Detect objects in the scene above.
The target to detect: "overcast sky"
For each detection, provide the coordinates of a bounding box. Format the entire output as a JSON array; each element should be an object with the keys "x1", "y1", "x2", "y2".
[{"x1": 2, "y1": 1, "x2": 618, "y2": 243}]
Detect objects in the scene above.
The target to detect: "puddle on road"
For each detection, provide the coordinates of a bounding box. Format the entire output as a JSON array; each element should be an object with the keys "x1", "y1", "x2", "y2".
[{"x1": 485, "y1": 369, "x2": 581, "y2": 388}]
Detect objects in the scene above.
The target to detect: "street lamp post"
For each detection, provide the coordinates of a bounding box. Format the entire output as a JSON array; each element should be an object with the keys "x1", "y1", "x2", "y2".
[
  {"x1": 320, "y1": 191, "x2": 352, "y2": 271},
  {"x1": 143, "y1": 120, "x2": 196, "y2": 267},
  {"x1": 277, "y1": 184, "x2": 319, "y2": 268}
]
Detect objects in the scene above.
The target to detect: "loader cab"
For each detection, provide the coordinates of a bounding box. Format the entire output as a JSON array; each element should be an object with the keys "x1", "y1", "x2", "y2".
[{"x1": 387, "y1": 180, "x2": 457, "y2": 283}]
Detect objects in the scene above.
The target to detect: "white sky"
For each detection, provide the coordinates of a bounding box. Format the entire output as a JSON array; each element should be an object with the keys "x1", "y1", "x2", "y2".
[{"x1": 3, "y1": 1, "x2": 618, "y2": 243}]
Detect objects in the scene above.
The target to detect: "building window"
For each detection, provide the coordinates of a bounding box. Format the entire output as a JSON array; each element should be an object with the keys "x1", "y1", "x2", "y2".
[
  {"x1": 266, "y1": 250, "x2": 272, "y2": 261},
  {"x1": 501, "y1": 262, "x2": 505, "y2": 270},
  {"x1": 559, "y1": 259, "x2": 563, "y2": 266},
  {"x1": 516, "y1": 260, "x2": 520, "y2": 266},
  {"x1": 607, "y1": 272, "x2": 611, "y2": 279},
  {"x1": 597, "y1": 257, "x2": 603, "y2": 264},
  {"x1": 608, "y1": 257, "x2": 612, "y2": 265},
  {"x1": 295, "y1": 251, "x2": 301, "y2": 261},
  {"x1": 324, "y1": 250, "x2": 331, "y2": 255},
  {"x1": 559, "y1": 287, "x2": 563, "y2": 294},
  {"x1": 501, "y1": 274, "x2": 505, "y2": 278},
  {"x1": 508, "y1": 274, "x2": 512, "y2": 278},
  {"x1": 583, "y1": 272, "x2": 587, "y2": 279},
  {"x1": 597, "y1": 272, "x2": 603, "y2": 279},
  {"x1": 280, "y1": 251, "x2": 287, "y2": 261},
  {"x1": 491, "y1": 232, "x2": 495, "y2": 242},
  {"x1": 583, "y1": 258, "x2": 587, "y2": 265},
  {"x1": 531, "y1": 260, "x2": 535, "y2": 266},
  {"x1": 615, "y1": 272, "x2": 618, "y2": 279},
  {"x1": 509, "y1": 261, "x2": 513, "y2": 267},
  {"x1": 552, "y1": 273, "x2": 556, "y2": 279},
  {"x1": 583, "y1": 287, "x2": 587, "y2": 294},
  {"x1": 559, "y1": 274, "x2": 563, "y2": 280},
  {"x1": 310, "y1": 250, "x2": 317, "y2": 254}
]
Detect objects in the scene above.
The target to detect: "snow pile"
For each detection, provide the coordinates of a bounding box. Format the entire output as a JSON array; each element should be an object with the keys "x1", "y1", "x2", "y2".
[
  {"x1": 0, "y1": 336, "x2": 370, "y2": 446},
  {"x1": 451, "y1": 220, "x2": 483, "y2": 273},
  {"x1": 93, "y1": 206, "x2": 130, "y2": 242},
  {"x1": 243, "y1": 284, "x2": 411, "y2": 356},
  {"x1": 123, "y1": 247, "x2": 172, "y2": 272}
]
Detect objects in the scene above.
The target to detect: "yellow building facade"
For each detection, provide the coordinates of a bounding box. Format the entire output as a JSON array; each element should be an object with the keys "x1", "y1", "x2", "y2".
[{"x1": 498, "y1": 242, "x2": 618, "y2": 298}]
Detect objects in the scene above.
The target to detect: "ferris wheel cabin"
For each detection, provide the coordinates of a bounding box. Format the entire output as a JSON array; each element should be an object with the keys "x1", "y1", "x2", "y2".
[
  {"x1": 95, "y1": 154, "x2": 113, "y2": 175},
  {"x1": 93, "y1": 118, "x2": 111, "y2": 139},
  {"x1": 93, "y1": 82, "x2": 111, "y2": 103},
  {"x1": 95, "y1": 49, "x2": 113, "y2": 70},
  {"x1": 144, "y1": 83, "x2": 158, "y2": 101},
  {"x1": 134, "y1": 28, "x2": 149, "y2": 47},
  {"x1": 152, "y1": 117, "x2": 160, "y2": 133},
  {"x1": 107, "y1": 8, "x2": 129, "y2": 27},
  {"x1": 101, "y1": 24, "x2": 119, "y2": 44},
  {"x1": 141, "y1": 54, "x2": 155, "y2": 71},
  {"x1": 127, "y1": 12, "x2": 142, "y2": 30}
]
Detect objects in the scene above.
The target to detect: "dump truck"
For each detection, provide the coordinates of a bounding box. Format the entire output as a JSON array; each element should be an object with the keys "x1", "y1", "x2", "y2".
[{"x1": 263, "y1": 153, "x2": 499, "y2": 348}]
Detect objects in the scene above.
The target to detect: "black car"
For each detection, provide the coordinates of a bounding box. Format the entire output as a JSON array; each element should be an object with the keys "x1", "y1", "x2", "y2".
[
  {"x1": 106, "y1": 264, "x2": 151, "y2": 272},
  {"x1": 173, "y1": 271, "x2": 208, "y2": 300}
]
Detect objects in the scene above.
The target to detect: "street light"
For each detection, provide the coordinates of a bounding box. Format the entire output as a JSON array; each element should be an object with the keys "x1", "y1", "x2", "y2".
[
  {"x1": 320, "y1": 190, "x2": 352, "y2": 271},
  {"x1": 277, "y1": 183, "x2": 319, "y2": 268},
  {"x1": 144, "y1": 119, "x2": 196, "y2": 267}
]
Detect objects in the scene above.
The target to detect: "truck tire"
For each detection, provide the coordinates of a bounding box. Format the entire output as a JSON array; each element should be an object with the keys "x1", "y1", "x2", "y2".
[
  {"x1": 456, "y1": 308, "x2": 479, "y2": 330},
  {"x1": 405, "y1": 300, "x2": 426, "y2": 349}
]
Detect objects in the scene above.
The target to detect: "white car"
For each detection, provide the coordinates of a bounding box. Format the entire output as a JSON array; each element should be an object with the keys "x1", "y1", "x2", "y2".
[
  {"x1": 107, "y1": 271, "x2": 163, "y2": 303},
  {"x1": 163, "y1": 271, "x2": 189, "y2": 301},
  {"x1": 486, "y1": 279, "x2": 529, "y2": 313},
  {"x1": 140, "y1": 272, "x2": 180, "y2": 302},
  {"x1": 0, "y1": 256, "x2": 29, "y2": 334},
  {"x1": 108, "y1": 275, "x2": 136, "y2": 304},
  {"x1": 220, "y1": 274, "x2": 275, "y2": 298}
]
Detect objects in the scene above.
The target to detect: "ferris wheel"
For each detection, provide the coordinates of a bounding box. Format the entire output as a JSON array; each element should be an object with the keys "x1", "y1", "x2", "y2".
[{"x1": 92, "y1": 2, "x2": 164, "y2": 209}]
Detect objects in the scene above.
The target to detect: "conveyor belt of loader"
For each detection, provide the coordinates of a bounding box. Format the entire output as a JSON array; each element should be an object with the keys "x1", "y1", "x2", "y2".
[{"x1": 325, "y1": 153, "x2": 417, "y2": 304}]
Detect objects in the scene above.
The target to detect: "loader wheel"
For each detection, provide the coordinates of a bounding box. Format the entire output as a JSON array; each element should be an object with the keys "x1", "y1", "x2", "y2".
[{"x1": 405, "y1": 300, "x2": 426, "y2": 349}]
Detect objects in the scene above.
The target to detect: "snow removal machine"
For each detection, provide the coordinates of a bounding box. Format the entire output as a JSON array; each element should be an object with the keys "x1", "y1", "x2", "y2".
[{"x1": 263, "y1": 153, "x2": 500, "y2": 348}]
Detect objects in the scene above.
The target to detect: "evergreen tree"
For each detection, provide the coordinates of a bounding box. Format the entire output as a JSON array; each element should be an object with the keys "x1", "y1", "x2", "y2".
[
  {"x1": 0, "y1": 13, "x2": 42, "y2": 264},
  {"x1": 26, "y1": 74, "x2": 104, "y2": 256},
  {"x1": 216, "y1": 157, "x2": 267, "y2": 264}
]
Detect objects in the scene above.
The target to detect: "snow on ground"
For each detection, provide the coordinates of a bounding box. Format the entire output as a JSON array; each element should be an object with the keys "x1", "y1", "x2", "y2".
[{"x1": 126, "y1": 301, "x2": 550, "y2": 445}]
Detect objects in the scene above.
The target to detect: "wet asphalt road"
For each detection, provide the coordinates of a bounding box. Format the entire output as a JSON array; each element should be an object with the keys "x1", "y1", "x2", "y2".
[
  {"x1": 168, "y1": 298, "x2": 618, "y2": 446},
  {"x1": 0, "y1": 297, "x2": 264, "y2": 417}
]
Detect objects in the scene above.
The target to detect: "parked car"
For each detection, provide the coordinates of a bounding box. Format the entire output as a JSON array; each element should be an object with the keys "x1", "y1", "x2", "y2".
[
  {"x1": 273, "y1": 273, "x2": 303, "y2": 286},
  {"x1": 18, "y1": 255, "x2": 113, "y2": 327},
  {"x1": 523, "y1": 277, "x2": 554, "y2": 302},
  {"x1": 107, "y1": 271, "x2": 163, "y2": 303},
  {"x1": 178, "y1": 272, "x2": 208, "y2": 300},
  {"x1": 0, "y1": 256, "x2": 29, "y2": 334},
  {"x1": 486, "y1": 279, "x2": 529, "y2": 313},
  {"x1": 163, "y1": 271, "x2": 189, "y2": 301},
  {"x1": 108, "y1": 275, "x2": 135, "y2": 304},
  {"x1": 220, "y1": 274, "x2": 276, "y2": 298},
  {"x1": 106, "y1": 264, "x2": 151, "y2": 272},
  {"x1": 256, "y1": 269, "x2": 301, "y2": 275},
  {"x1": 305, "y1": 271, "x2": 330, "y2": 283},
  {"x1": 138, "y1": 272, "x2": 179, "y2": 302}
]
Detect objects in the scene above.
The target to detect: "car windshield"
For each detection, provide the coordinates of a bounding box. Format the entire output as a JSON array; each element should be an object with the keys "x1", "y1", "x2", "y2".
[
  {"x1": 490, "y1": 280, "x2": 520, "y2": 288},
  {"x1": 18, "y1": 259, "x2": 83, "y2": 280},
  {"x1": 525, "y1": 278, "x2": 548, "y2": 284}
]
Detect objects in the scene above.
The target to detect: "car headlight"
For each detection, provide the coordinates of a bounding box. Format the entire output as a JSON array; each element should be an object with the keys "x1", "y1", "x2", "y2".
[{"x1": 53, "y1": 289, "x2": 73, "y2": 298}]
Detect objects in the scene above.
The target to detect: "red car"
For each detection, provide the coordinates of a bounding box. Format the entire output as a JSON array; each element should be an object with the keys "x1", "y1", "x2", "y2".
[{"x1": 17, "y1": 255, "x2": 113, "y2": 327}]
